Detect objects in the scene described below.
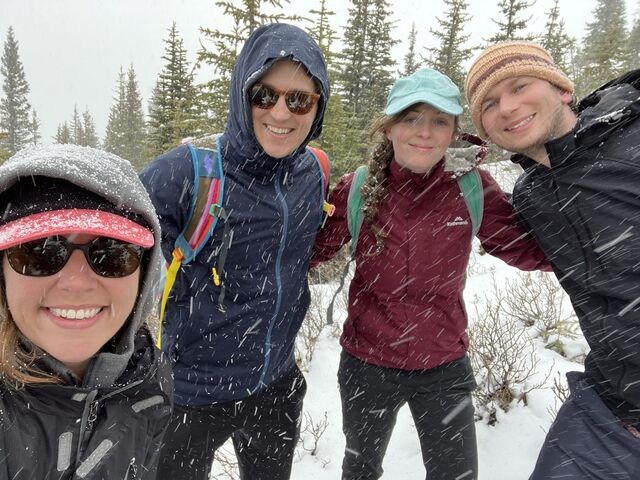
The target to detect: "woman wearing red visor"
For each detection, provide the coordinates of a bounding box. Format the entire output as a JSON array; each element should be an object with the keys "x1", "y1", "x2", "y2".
[{"x1": 0, "y1": 144, "x2": 172, "y2": 479}]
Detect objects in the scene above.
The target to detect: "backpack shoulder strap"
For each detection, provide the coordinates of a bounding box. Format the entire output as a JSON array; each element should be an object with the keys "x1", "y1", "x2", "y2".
[
  {"x1": 307, "y1": 146, "x2": 330, "y2": 194},
  {"x1": 307, "y1": 146, "x2": 335, "y2": 221},
  {"x1": 456, "y1": 168, "x2": 483, "y2": 238},
  {"x1": 158, "y1": 135, "x2": 225, "y2": 349},
  {"x1": 347, "y1": 165, "x2": 369, "y2": 255}
]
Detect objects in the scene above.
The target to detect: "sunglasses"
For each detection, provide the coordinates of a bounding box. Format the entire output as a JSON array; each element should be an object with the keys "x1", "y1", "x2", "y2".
[
  {"x1": 249, "y1": 84, "x2": 320, "y2": 115},
  {"x1": 5, "y1": 236, "x2": 145, "y2": 278}
]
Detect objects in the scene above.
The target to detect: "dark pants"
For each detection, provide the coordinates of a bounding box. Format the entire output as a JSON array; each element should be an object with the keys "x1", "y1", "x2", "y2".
[
  {"x1": 529, "y1": 371, "x2": 640, "y2": 479},
  {"x1": 338, "y1": 351, "x2": 478, "y2": 480},
  {"x1": 156, "y1": 366, "x2": 306, "y2": 480}
]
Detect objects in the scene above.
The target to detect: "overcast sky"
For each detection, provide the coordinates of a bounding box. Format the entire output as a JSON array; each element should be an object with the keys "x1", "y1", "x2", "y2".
[{"x1": 1, "y1": 0, "x2": 638, "y2": 142}]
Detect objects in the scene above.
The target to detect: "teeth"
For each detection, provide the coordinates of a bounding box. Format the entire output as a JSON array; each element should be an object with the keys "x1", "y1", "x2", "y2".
[
  {"x1": 49, "y1": 307, "x2": 102, "y2": 320},
  {"x1": 267, "y1": 125, "x2": 291, "y2": 134},
  {"x1": 507, "y1": 115, "x2": 533, "y2": 130}
]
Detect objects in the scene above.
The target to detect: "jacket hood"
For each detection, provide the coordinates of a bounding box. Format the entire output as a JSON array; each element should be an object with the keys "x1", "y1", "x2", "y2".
[
  {"x1": 225, "y1": 23, "x2": 329, "y2": 162},
  {"x1": 0, "y1": 144, "x2": 162, "y2": 388}
]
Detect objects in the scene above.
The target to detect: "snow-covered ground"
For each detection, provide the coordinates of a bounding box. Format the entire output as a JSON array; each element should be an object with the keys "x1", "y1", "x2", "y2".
[{"x1": 212, "y1": 161, "x2": 589, "y2": 479}]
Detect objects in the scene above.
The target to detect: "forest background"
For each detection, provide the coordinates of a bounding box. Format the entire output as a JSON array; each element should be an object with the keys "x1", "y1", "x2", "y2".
[{"x1": 1, "y1": 0, "x2": 639, "y2": 177}]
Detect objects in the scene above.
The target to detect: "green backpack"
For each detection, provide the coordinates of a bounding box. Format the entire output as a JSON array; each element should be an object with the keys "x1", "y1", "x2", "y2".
[{"x1": 326, "y1": 145, "x2": 485, "y2": 325}]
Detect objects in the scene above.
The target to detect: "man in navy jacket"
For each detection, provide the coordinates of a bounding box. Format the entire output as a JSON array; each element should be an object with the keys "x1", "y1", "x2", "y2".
[
  {"x1": 140, "y1": 23, "x2": 330, "y2": 480},
  {"x1": 466, "y1": 41, "x2": 640, "y2": 479}
]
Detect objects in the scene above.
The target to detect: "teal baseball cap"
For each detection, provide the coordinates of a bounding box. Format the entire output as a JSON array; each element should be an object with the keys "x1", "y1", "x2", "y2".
[{"x1": 384, "y1": 68, "x2": 463, "y2": 116}]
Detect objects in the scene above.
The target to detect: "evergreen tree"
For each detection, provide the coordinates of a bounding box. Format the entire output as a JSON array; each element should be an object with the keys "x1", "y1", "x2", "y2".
[
  {"x1": 309, "y1": 0, "x2": 364, "y2": 179},
  {"x1": 575, "y1": 0, "x2": 629, "y2": 97},
  {"x1": 55, "y1": 122, "x2": 71, "y2": 144},
  {"x1": 104, "y1": 66, "x2": 147, "y2": 168},
  {"x1": 486, "y1": 0, "x2": 536, "y2": 43},
  {"x1": 540, "y1": 0, "x2": 576, "y2": 76},
  {"x1": 124, "y1": 66, "x2": 147, "y2": 168},
  {"x1": 339, "y1": 0, "x2": 397, "y2": 133},
  {"x1": 147, "y1": 23, "x2": 202, "y2": 156},
  {"x1": 81, "y1": 109, "x2": 99, "y2": 147},
  {"x1": 0, "y1": 27, "x2": 32, "y2": 155},
  {"x1": 104, "y1": 68, "x2": 127, "y2": 156},
  {"x1": 70, "y1": 105, "x2": 85, "y2": 145},
  {"x1": 423, "y1": 0, "x2": 474, "y2": 90},
  {"x1": 29, "y1": 108, "x2": 40, "y2": 145},
  {"x1": 401, "y1": 23, "x2": 420, "y2": 76},
  {"x1": 197, "y1": 1, "x2": 301, "y2": 132},
  {"x1": 626, "y1": 5, "x2": 640, "y2": 70}
]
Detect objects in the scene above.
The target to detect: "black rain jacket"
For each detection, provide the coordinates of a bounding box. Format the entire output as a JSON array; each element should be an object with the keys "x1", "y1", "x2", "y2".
[{"x1": 511, "y1": 70, "x2": 640, "y2": 424}]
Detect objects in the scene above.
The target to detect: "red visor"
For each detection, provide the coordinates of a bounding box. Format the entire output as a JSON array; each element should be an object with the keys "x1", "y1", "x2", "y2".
[{"x1": 0, "y1": 209, "x2": 155, "y2": 250}]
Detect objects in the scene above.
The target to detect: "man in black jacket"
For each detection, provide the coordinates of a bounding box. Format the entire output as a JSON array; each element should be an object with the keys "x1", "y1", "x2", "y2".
[{"x1": 466, "y1": 42, "x2": 640, "y2": 479}]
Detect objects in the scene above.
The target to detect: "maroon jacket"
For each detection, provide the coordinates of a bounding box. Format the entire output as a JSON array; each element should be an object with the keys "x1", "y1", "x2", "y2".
[{"x1": 312, "y1": 154, "x2": 550, "y2": 371}]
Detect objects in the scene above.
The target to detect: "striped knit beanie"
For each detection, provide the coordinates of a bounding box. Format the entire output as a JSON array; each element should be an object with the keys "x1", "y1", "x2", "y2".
[{"x1": 465, "y1": 41, "x2": 574, "y2": 138}]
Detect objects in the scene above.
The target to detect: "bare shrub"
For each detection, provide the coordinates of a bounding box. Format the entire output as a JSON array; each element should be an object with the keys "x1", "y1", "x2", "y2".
[
  {"x1": 210, "y1": 442, "x2": 239, "y2": 479},
  {"x1": 296, "y1": 286, "x2": 329, "y2": 372},
  {"x1": 468, "y1": 277, "x2": 550, "y2": 425},
  {"x1": 299, "y1": 411, "x2": 330, "y2": 457},
  {"x1": 500, "y1": 271, "x2": 579, "y2": 354},
  {"x1": 546, "y1": 372, "x2": 570, "y2": 419}
]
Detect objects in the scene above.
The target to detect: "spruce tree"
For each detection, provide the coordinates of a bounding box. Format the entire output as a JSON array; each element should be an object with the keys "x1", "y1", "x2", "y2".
[
  {"x1": 309, "y1": 0, "x2": 364, "y2": 179},
  {"x1": 575, "y1": 0, "x2": 629, "y2": 97},
  {"x1": 104, "y1": 66, "x2": 147, "y2": 168},
  {"x1": 104, "y1": 68, "x2": 127, "y2": 156},
  {"x1": 423, "y1": 0, "x2": 473, "y2": 90},
  {"x1": 70, "y1": 105, "x2": 85, "y2": 145},
  {"x1": 147, "y1": 23, "x2": 201, "y2": 156},
  {"x1": 197, "y1": 1, "x2": 300, "y2": 132},
  {"x1": 81, "y1": 110, "x2": 99, "y2": 148},
  {"x1": 0, "y1": 27, "x2": 32, "y2": 155},
  {"x1": 401, "y1": 23, "x2": 420, "y2": 76},
  {"x1": 55, "y1": 122, "x2": 72, "y2": 144},
  {"x1": 486, "y1": 0, "x2": 536, "y2": 43},
  {"x1": 339, "y1": 0, "x2": 397, "y2": 133},
  {"x1": 124, "y1": 66, "x2": 147, "y2": 168},
  {"x1": 626, "y1": 5, "x2": 640, "y2": 70},
  {"x1": 540, "y1": 0, "x2": 576, "y2": 76},
  {"x1": 29, "y1": 108, "x2": 40, "y2": 145}
]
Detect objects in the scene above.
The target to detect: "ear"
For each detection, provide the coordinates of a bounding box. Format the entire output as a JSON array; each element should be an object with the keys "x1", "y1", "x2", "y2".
[{"x1": 560, "y1": 90, "x2": 573, "y2": 106}]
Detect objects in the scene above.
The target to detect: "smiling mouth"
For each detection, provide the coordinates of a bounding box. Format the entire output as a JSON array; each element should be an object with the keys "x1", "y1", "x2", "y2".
[
  {"x1": 48, "y1": 307, "x2": 103, "y2": 320},
  {"x1": 506, "y1": 114, "x2": 534, "y2": 131},
  {"x1": 266, "y1": 125, "x2": 293, "y2": 135}
]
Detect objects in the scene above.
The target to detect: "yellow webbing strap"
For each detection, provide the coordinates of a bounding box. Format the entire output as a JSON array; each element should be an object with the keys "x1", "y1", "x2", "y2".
[{"x1": 156, "y1": 248, "x2": 184, "y2": 349}]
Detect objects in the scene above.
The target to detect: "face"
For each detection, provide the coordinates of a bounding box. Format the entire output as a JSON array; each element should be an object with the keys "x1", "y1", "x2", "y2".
[
  {"x1": 480, "y1": 76, "x2": 576, "y2": 164},
  {"x1": 385, "y1": 104, "x2": 456, "y2": 173},
  {"x1": 2, "y1": 233, "x2": 140, "y2": 378},
  {"x1": 251, "y1": 59, "x2": 319, "y2": 158}
]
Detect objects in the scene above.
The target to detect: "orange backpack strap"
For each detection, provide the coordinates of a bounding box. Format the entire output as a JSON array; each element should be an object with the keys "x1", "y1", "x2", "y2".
[{"x1": 307, "y1": 146, "x2": 334, "y2": 222}]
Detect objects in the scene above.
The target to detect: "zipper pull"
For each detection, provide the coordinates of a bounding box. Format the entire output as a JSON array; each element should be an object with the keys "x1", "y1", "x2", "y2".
[{"x1": 87, "y1": 400, "x2": 98, "y2": 430}]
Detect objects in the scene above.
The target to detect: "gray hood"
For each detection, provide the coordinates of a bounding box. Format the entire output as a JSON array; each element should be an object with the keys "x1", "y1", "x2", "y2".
[{"x1": 0, "y1": 144, "x2": 162, "y2": 387}]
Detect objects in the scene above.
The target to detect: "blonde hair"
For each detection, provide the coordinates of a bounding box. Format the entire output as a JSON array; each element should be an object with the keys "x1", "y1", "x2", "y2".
[{"x1": 360, "y1": 110, "x2": 459, "y2": 254}]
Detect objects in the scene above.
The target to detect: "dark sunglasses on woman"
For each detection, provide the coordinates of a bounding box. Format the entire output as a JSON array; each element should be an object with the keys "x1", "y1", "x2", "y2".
[
  {"x1": 249, "y1": 84, "x2": 320, "y2": 115},
  {"x1": 4, "y1": 235, "x2": 145, "y2": 278}
]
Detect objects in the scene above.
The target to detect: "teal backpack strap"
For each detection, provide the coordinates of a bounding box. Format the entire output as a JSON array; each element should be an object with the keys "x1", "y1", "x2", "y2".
[
  {"x1": 456, "y1": 168, "x2": 483, "y2": 238},
  {"x1": 347, "y1": 165, "x2": 369, "y2": 255},
  {"x1": 326, "y1": 165, "x2": 368, "y2": 325}
]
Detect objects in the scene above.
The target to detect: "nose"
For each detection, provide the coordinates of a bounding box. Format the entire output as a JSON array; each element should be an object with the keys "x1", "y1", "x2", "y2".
[
  {"x1": 498, "y1": 93, "x2": 519, "y2": 115},
  {"x1": 269, "y1": 95, "x2": 291, "y2": 121},
  {"x1": 55, "y1": 250, "x2": 98, "y2": 291},
  {"x1": 416, "y1": 122, "x2": 432, "y2": 138}
]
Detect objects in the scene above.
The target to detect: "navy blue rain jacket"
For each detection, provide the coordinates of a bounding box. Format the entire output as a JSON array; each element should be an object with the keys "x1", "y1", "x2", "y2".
[{"x1": 140, "y1": 23, "x2": 329, "y2": 406}]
